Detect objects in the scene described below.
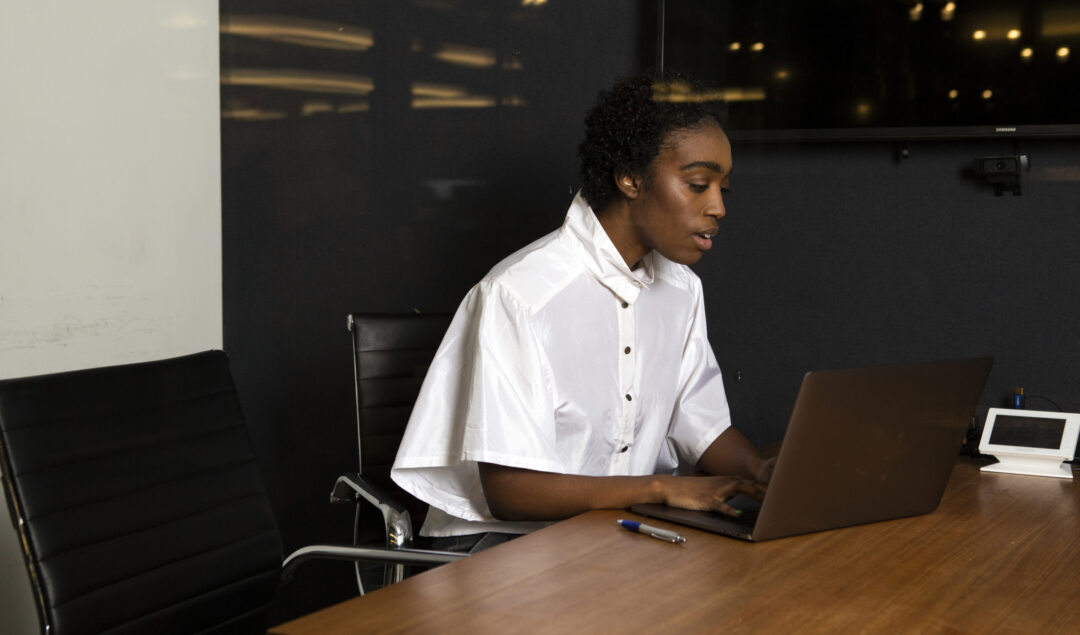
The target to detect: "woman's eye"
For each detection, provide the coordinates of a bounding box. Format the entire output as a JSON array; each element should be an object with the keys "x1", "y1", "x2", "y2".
[
  {"x1": 688, "y1": 183, "x2": 708, "y2": 193},
  {"x1": 721, "y1": 186, "x2": 731, "y2": 195}
]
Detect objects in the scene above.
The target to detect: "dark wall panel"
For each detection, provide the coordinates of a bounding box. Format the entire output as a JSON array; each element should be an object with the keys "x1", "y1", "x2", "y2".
[
  {"x1": 705, "y1": 139, "x2": 1080, "y2": 447},
  {"x1": 220, "y1": 0, "x2": 646, "y2": 622}
]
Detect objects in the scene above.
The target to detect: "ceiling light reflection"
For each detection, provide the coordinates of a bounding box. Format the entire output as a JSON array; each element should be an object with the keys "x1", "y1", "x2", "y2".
[
  {"x1": 412, "y1": 96, "x2": 497, "y2": 109},
  {"x1": 221, "y1": 108, "x2": 287, "y2": 121},
  {"x1": 222, "y1": 69, "x2": 373, "y2": 95},
  {"x1": 654, "y1": 81, "x2": 765, "y2": 103},
  {"x1": 1007, "y1": 29, "x2": 1021, "y2": 39},
  {"x1": 973, "y1": 30, "x2": 986, "y2": 41},
  {"x1": 433, "y1": 44, "x2": 497, "y2": 68},
  {"x1": 942, "y1": 2, "x2": 956, "y2": 22},
  {"x1": 412, "y1": 83, "x2": 467, "y2": 98},
  {"x1": 301, "y1": 101, "x2": 335, "y2": 116},
  {"x1": 221, "y1": 15, "x2": 373, "y2": 51},
  {"x1": 1058, "y1": 47, "x2": 1071, "y2": 61}
]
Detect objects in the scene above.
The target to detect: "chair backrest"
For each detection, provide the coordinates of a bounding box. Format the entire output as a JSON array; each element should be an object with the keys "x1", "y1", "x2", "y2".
[
  {"x1": 347, "y1": 313, "x2": 451, "y2": 528},
  {"x1": 0, "y1": 351, "x2": 283, "y2": 634}
]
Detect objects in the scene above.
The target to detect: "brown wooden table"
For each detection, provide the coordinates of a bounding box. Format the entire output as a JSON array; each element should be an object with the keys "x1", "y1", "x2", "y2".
[{"x1": 271, "y1": 459, "x2": 1080, "y2": 634}]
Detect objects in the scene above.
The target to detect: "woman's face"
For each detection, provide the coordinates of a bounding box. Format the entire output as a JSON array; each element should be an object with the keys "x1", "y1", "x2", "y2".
[{"x1": 620, "y1": 122, "x2": 733, "y2": 267}]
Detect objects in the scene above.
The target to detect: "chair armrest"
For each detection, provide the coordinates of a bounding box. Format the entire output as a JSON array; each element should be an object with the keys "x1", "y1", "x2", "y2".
[
  {"x1": 332, "y1": 473, "x2": 414, "y2": 548},
  {"x1": 331, "y1": 473, "x2": 404, "y2": 511},
  {"x1": 281, "y1": 544, "x2": 465, "y2": 580}
]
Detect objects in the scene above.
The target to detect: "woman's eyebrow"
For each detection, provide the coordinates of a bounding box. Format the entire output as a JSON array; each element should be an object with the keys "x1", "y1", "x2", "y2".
[
  {"x1": 679, "y1": 160, "x2": 723, "y2": 173},
  {"x1": 679, "y1": 160, "x2": 731, "y2": 178}
]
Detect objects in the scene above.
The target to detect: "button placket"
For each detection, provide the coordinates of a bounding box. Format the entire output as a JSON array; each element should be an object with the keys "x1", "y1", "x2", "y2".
[{"x1": 613, "y1": 295, "x2": 637, "y2": 472}]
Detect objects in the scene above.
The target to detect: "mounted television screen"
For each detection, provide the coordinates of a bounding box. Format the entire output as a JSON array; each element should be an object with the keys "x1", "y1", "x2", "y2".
[{"x1": 659, "y1": 0, "x2": 1080, "y2": 140}]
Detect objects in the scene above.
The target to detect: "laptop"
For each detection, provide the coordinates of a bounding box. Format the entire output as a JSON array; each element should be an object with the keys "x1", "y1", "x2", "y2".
[{"x1": 632, "y1": 357, "x2": 993, "y2": 541}]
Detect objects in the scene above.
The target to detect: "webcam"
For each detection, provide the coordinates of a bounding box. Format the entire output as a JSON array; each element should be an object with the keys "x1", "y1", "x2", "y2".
[{"x1": 972, "y1": 155, "x2": 1030, "y2": 196}]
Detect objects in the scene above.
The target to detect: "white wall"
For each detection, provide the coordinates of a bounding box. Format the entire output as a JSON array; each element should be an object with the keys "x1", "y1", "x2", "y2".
[{"x1": 0, "y1": 1, "x2": 222, "y2": 631}]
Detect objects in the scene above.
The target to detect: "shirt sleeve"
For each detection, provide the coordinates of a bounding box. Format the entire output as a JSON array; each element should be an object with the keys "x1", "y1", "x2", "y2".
[
  {"x1": 391, "y1": 279, "x2": 560, "y2": 522},
  {"x1": 666, "y1": 278, "x2": 732, "y2": 469}
]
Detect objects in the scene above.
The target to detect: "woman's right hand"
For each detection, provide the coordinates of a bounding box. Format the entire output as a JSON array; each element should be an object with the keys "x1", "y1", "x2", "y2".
[{"x1": 659, "y1": 474, "x2": 767, "y2": 517}]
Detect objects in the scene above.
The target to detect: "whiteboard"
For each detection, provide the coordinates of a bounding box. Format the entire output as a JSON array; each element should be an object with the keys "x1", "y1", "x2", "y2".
[{"x1": 0, "y1": 0, "x2": 222, "y2": 378}]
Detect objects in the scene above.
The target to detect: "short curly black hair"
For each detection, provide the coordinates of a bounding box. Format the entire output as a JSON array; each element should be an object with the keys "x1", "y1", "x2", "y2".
[{"x1": 577, "y1": 74, "x2": 728, "y2": 212}]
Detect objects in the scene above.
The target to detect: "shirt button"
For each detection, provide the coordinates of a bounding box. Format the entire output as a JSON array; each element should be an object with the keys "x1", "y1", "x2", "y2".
[
  {"x1": 624, "y1": 346, "x2": 631, "y2": 354},
  {"x1": 619, "y1": 445, "x2": 630, "y2": 453},
  {"x1": 625, "y1": 394, "x2": 632, "y2": 401},
  {"x1": 621, "y1": 301, "x2": 629, "y2": 308}
]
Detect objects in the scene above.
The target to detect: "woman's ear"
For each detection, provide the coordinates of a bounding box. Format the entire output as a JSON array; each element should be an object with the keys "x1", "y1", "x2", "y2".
[{"x1": 614, "y1": 171, "x2": 642, "y2": 200}]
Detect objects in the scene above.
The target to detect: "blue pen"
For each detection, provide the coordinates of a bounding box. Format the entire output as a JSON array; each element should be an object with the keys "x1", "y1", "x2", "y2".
[{"x1": 616, "y1": 519, "x2": 687, "y2": 543}]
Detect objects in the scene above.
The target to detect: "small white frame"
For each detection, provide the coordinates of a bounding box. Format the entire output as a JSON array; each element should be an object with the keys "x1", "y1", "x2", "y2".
[{"x1": 979, "y1": 408, "x2": 1079, "y2": 479}]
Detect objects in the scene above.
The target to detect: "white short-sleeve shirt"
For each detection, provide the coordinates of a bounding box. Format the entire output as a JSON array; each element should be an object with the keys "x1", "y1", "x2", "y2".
[{"x1": 391, "y1": 193, "x2": 732, "y2": 536}]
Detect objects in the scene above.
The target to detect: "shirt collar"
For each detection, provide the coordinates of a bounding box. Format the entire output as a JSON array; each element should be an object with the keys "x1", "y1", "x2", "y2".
[{"x1": 562, "y1": 192, "x2": 654, "y2": 305}]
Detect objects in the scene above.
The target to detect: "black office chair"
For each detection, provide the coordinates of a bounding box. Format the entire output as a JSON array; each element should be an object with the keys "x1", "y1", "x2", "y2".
[
  {"x1": 332, "y1": 312, "x2": 452, "y2": 591},
  {"x1": 0, "y1": 351, "x2": 461, "y2": 635}
]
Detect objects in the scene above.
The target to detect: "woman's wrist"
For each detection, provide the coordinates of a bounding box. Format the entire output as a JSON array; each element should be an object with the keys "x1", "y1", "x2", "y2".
[{"x1": 648, "y1": 474, "x2": 673, "y2": 505}]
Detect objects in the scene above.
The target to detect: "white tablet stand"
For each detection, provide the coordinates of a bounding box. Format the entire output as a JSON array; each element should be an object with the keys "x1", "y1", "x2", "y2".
[{"x1": 979, "y1": 408, "x2": 1079, "y2": 479}]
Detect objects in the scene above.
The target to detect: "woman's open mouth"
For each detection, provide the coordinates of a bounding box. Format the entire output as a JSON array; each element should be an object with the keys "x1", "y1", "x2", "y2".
[{"x1": 693, "y1": 231, "x2": 716, "y2": 251}]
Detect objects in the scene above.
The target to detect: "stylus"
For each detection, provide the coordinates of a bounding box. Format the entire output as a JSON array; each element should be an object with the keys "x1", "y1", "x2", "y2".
[{"x1": 616, "y1": 519, "x2": 687, "y2": 543}]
